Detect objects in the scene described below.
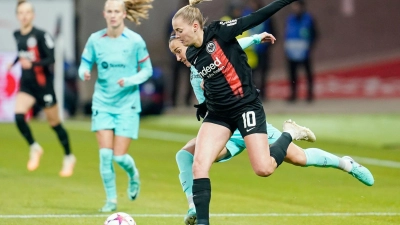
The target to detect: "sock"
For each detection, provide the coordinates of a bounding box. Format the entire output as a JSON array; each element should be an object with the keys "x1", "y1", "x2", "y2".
[
  {"x1": 304, "y1": 148, "x2": 352, "y2": 172},
  {"x1": 193, "y1": 178, "x2": 211, "y2": 225},
  {"x1": 99, "y1": 148, "x2": 117, "y2": 202},
  {"x1": 113, "y1": 154, "x2": 138, "y2": 180},
  {"x1": 176, "y1": 150, "x2": 194, "y2": 208},
  {"x1": 52, "y1": 124, "x2": 71, "y2": 155},
  {"x1": 15, "y1": 114, "x2": 35, "y2": 145},
  {"x1": 269, "y1": 132, "x2": 292, "y2": 166}
]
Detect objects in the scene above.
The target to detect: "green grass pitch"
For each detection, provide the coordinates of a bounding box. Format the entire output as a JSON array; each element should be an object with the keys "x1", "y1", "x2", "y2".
[{"x1": 0, "y1": 114, "x2": 399, "y2": 225}]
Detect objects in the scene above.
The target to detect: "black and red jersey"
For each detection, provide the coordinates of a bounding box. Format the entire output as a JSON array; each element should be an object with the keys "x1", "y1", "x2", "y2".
[
  {"x1": 13, "y1": 26, "x2": 55, "y2": 87},
  {"x1": 186, "y1": 0, "x2": 296, "y2": 116}
]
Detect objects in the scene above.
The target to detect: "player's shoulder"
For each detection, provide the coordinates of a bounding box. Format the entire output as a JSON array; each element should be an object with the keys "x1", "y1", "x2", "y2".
[
  {"x1": 89, "y1": 29, "x2": 108, "y2": 41},
  {"x1": 123, "y1": 28, "x2": 145, "y2": 43},
  {"x1": 13, "y1": 30, "x2": 20, "y2": 38}
]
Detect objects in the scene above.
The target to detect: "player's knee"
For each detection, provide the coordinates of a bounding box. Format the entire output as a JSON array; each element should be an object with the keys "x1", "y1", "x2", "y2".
[{"x1": 254, "y1": 167, "x2": 275, "y2": 177}]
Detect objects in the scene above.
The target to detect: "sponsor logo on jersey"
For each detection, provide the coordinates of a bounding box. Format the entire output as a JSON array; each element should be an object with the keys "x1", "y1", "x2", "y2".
[
  {"x1": 206, "y1": 42, "x2": 216, "y2": 54},
  {"x1": 18, "y1": 50, "x2": 35, "y2": 61},
  {"x1": 101, "y1": 62, "x2": 125, "y2": 69},
  {"x1": 101, "y1": 61, "x2": 109, "y2": 69},
  {"x1": 219, "y1": 19, "x2": 237, "y2": 26},
  {"x1": 198, "y1": 57, "x2": 225, "y2": 79}
]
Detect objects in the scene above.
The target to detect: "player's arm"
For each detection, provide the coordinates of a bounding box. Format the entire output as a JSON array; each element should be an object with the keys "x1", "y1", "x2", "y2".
[
  {"x1": 32, "y1": 32, "x2": 55, "y2": 67},
  {"x1": 190, "y1": 66, "x2": 205, "y2": 104},
  {"x1": 78, "y1": 35, "x2": 95, "y2": 81},
  {"x1": 119, "y1": 39, "x2": 153, "y2": 87},
  {"x1": 215, "y1": 0, "x2": 297, "y2": 41},
  {"x1": 8, "y1": 32, "x2": 20, "y2": 70},
  {"x1": 238, "y1": 32, "x2": 276, "y2": 49}
]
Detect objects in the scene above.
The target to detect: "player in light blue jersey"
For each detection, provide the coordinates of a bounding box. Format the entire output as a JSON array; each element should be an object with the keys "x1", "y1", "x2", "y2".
[
  {"x1": 169, "y1": 32, "x2": 374, "y2": 225},
  {"x1": 78, "y1": 0, "x2": 153, "y2": 212}
]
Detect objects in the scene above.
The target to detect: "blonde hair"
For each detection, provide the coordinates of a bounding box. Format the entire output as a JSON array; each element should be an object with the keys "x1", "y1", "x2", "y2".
[
  {"x1": 16, "y1": 0, "x2": 34, "y2": 13},
  {"x1": 106, "y1": 0, "x2": 153, "y2": 25},
  {"x1": 172, "y1": 0, "x2": 211, "y2": 29}
]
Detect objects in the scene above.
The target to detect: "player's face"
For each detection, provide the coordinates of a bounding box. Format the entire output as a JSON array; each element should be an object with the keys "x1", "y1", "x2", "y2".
[
  {"x1": 172, "y1": 17, "x2": 197, "y2": 47},
  {"x1": 169, "y1": 39, "x2": 191, "y2": 67},
  {"x1": 104, "y1": 1, "x2": 126, "y2": 29},
  {"x1": 16, "y1": 3, "x2": 34, "y2": 28}
]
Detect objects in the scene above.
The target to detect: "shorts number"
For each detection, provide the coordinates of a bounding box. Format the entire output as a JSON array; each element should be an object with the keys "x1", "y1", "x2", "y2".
[
  {"x1": 242, "y1": 111, "x2": 256, "y2": 128},
  {"x1": 43, "y1": 94, "x2": 53, "y2": 104}
]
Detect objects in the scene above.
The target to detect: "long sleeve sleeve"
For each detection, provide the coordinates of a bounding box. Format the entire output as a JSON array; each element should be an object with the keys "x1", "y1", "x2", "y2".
[
  {"x1": 78, "y1": 35, "x2": 95, "y2": 80},
  {"x1": 32, "y1": 32, "x2": 55, "y2": 67},
  {"x1": 237, "y1": 34, "x2": 262, "y2": 49},
  {"x1": 214, "y1": 0, "x2": 297, "y2": 41},
  {"x1": 122, "y1": 39, "x2": 153, "y2": 87}
]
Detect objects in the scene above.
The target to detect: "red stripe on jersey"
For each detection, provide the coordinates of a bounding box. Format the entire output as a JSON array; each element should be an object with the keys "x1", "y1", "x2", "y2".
[
  {"x1": 210, "y1": 39, "x2": 244, "y2": 97},
  {"x1": 28, "y1": 45, "x2": 46, "y2": 86},
  {"x1": 139, "y1": 55, "x2": 149, "y2": 63}
]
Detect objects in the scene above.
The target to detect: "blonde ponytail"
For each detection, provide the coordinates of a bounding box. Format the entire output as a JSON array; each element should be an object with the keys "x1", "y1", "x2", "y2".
[
  {"x1": 189, "y1": 0, "x2": 212, "y2": 6},
  {"x1": 124, "y1": 0, "x2": 153, "y2": 25}
]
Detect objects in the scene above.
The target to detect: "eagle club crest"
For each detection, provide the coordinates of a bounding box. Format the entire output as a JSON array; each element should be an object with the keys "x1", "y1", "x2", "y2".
[{"x1": 206, "y1": 41, "x2": 216, "y2": 54}]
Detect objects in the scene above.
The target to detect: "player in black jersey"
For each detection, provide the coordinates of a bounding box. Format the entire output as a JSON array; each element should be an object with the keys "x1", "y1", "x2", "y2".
[
  {"x1": 171, "y1": 0, "x2": 310, "y2": 224},
  {"x1": 7, "y1": 1, "x2": 76, "y2": 177}
]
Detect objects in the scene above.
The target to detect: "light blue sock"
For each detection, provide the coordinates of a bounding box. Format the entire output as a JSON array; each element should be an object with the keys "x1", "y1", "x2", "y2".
[
  {"x1": 114, "y1": 154, "x2": 138, "y2": 180},
  {"x1": 176, "y1": 150, "x2": 194, "y2": 203},
  {"x1": 99, "y1": 148, "x2": 117, "y2": 202},
  {"x1": 304, "y1": 148, "x2": 341, "y2": 168}
]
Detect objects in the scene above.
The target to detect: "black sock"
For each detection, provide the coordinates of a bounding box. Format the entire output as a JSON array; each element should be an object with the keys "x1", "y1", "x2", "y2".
[
  {"x1": 52, "y1": 124, "x2": 71, "y2": 155},
  {"x1": 269, "y1": 132, "x2": 292, "y2": 166},
  {"x1": 193, "y1": 178, "x2": 211, "y2": 225},
  {"x1": 15, "y1": 114, "x2": 35, "y2": 145}
]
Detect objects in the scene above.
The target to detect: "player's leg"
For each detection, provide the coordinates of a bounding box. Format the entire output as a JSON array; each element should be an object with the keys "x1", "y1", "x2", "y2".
[
  {"x1": 43, "y1": 103, "x2": 76, "y2": 177},
  {"x1": 284, "y1": 144, "x2": 374, "y2": 186},
  {"x1": 14, "y1": 91, "x2": 42, "y2": 171},
  {"x1": 193, "y1": 115, "x2": 233, "y2": 225},
  {"x1": 113, "y1": 113, "x2": 140, "y2": 200},
  {"x1": 303, "y1": 58, "x2": 314, "y2": 102},
  {"x1": 177, "y1": 137, "x2": 232, "y2": 225},
  {"x1": 93, "y1": 111, "x2": 117, "y2": 212}
]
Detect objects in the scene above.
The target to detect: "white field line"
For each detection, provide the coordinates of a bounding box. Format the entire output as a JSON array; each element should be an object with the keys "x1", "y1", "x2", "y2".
[
  {"x1": 1, "y1": 212, "x2": 400, "y2": 219},
  {"x1": 66, "y1": 123, "x2": 400, "y2": 169}
]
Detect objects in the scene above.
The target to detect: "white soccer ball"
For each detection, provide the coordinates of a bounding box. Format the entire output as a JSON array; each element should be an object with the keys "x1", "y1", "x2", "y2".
[{"x1": 104, "y1": 212, "x2": 136, "y2": 225}]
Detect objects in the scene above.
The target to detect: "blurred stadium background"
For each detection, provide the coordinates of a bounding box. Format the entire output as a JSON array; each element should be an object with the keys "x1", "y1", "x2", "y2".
[{"x1": 0, "y1": 0, "x2": 399, "y2": 224}]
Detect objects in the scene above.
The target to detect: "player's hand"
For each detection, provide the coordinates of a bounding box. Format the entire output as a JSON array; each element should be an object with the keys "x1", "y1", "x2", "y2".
[
  {"x1": 19, "y1": 58, "x2": 32, "y2": 69},
  {"x1": 259, "y1": 32, "x2": 276, "y2": 44},
  {"x1": 84, "y1": 71, "x2": 91, "y2": 81},
  {"x1": 194, "y1": 101, "x2": 207, "y2": 121},
  {"x1": 6, "y1": 63, "x2": 13, "y2": 71},
  {"x1": 117, "y1": 78, "x2": 125, "y2": 87}
]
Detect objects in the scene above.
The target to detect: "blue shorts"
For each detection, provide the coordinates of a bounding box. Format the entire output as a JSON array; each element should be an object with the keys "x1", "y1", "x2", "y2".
[
  {"x1": 218, "y1": 122, "x2": 282, "y2": 162},
  {"x1": 91, "y1": 110, "x2": 140, "y2": 139}
]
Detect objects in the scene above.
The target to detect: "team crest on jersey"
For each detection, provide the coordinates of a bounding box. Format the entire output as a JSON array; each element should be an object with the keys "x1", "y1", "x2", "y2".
[
  {"x1": 27, "y1": 36, "x2": 37, "y2": 48},
  {"x1": 206, "y1": 42, "x2": 216, "y2": 54}
]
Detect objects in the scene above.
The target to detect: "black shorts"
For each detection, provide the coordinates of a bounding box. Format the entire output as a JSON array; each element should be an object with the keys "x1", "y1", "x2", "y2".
[
  {"x1": 19, "y1": 81, "x2": 57, "y2": 108},
  {"x1": 203, "y1": 98, "x2": 267, "y2": 137}
]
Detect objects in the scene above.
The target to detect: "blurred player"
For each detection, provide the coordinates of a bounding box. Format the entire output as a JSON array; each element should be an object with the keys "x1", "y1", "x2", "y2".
[
  {"x1": 78, "y1": 0, "x2": 153, "y2": 212},
  {"x1": 169, "y1": 31, "x2": 374, "y2": 225},
  {"x1": 8, "y1": 0, "x2": 76, "y2": 177}
]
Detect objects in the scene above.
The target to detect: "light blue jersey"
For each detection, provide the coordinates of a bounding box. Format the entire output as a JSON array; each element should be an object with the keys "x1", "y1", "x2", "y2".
[
  {"x1": 190, "y1": 35, "x2": 261, "y2": 104},
  {"x1": 78, "y1": 27, "x2": 152, "y2": 114}
]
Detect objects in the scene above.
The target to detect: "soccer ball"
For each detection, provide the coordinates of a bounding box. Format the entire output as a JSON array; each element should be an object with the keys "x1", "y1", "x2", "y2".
[{"x1": 104, "y1": 212, "x2": 136, "y2": 225}]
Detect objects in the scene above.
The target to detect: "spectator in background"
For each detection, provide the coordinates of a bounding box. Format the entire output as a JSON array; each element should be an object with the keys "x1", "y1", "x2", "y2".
[
  {"x1": 167, "y1": 0, "x2": 193, "y2": 107},
  {"x1": 221, "y1": 0, "x2": 259, "y2": 72},
  {"x1": 284, "y1": 0, "x2": 318, "y2": 103},
  {"x1": 243, "y1": 0, "x2": 277, "y2": 101}
]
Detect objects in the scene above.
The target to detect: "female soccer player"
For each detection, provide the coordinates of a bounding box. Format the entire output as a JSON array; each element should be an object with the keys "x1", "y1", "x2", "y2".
[
  {"x1": 169, "y1": 32, "x2": 374, "y2": 225},
  {"x1": 78, "y1": 0, "x2": 153, "y2": 212},
  {"x1": 8, "y1": 0, "x2": 76, "y2": 177}
]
